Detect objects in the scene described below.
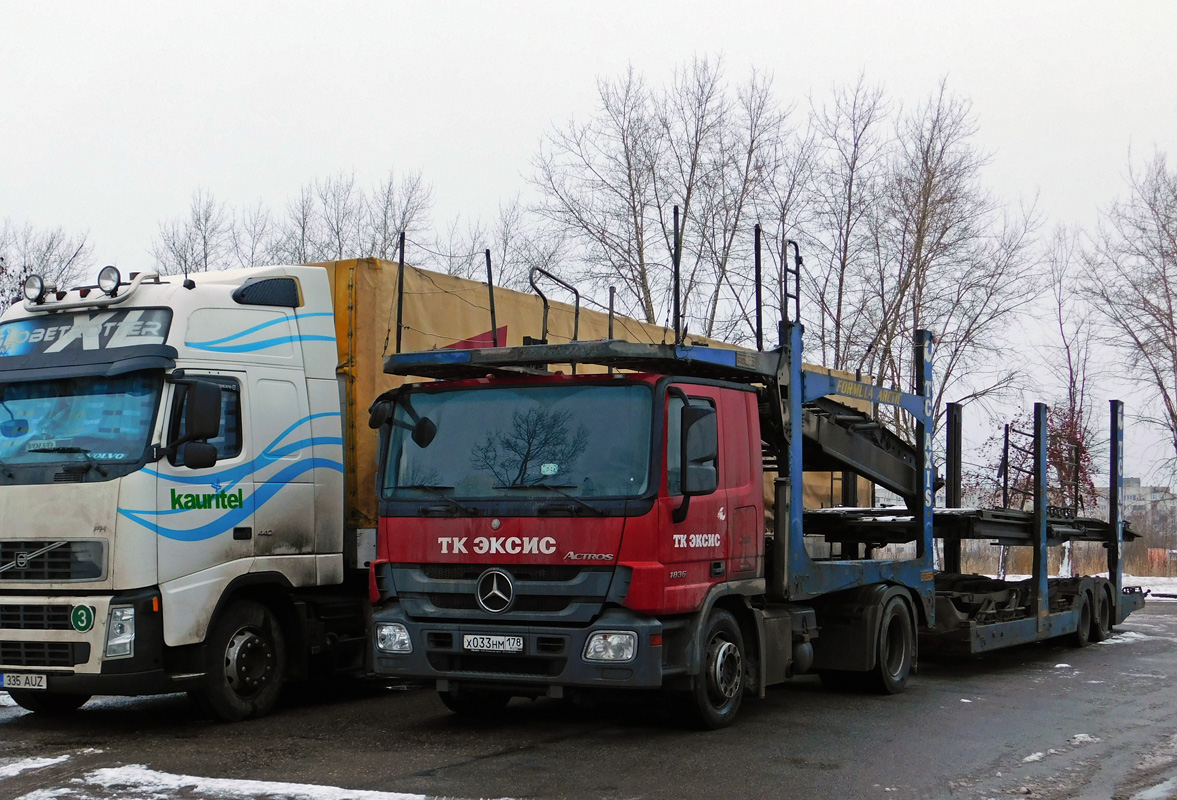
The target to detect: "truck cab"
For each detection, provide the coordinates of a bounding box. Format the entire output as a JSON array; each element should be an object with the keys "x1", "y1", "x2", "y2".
[
  {"x1": 0, "y1": 266, "x2": 351, "y2": 719},
  {"x1": 369, "y1": 368, "x2": 770, "y2": 724}
]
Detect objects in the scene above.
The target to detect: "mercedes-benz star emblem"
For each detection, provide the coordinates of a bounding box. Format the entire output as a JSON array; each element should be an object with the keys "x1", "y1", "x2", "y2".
[{"x1": 475, "y1": 569, "x2": 514, "y2": 614}]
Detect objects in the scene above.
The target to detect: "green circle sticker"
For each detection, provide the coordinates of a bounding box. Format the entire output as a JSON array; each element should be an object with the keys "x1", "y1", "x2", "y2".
[{"x1": 71, "y1": 605, "x2": 95, "y2": 633}]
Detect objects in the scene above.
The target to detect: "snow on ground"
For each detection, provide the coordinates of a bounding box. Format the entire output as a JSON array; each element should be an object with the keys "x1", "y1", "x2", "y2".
[
  {"x1": 995, "y1": 573, "x2": 1177, "y2": 599},
  {"x1": 0, "y1": 758, "x2": 70, "y2": 780},
  {"x1": 0, "y1": 753, "x2": 500, "y2": 800},
  {"x1": 52, "y1": 765, "x2": 441, "y2": 800}
]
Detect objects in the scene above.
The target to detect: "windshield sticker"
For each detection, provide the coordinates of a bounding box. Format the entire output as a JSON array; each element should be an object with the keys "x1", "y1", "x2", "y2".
[
  {"x1": 0, "y1": 309, "x2": 171, "y2": 358},
  {"x1": 541, "y1": 463, "x2": 559, "y2": 476}
]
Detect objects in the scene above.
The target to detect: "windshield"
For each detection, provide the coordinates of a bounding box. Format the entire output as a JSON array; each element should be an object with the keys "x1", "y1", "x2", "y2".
[
  {"x1": 0, "y1": 372, "x2": 162, "y2": 467},
  {"x1": 382, "y1": 383, "x2": 653, "y2": 500}
]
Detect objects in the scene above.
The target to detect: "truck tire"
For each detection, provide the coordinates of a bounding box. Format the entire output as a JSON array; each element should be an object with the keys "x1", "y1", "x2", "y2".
[
  {"x1": 869, "y1": 596, "x2": 913, "y2": 694},
  {"x1": 437, "y1": 689, "x2": 511, "y2": 716},
  {"x1": 1069, "y1": 593, "x2": 1091, "y2": 648},
  {"x1": 190, "y1": 600, "x2": 286, "y2": 722},
  {"x1": 1090, "y1": 586, "x2": 1113, "y2": 643},
  {"x1": 7, "y1": 690, "x2": 90, "y2": 715},
  {"x1": 687, "y1": 609, "x2": 745, "y2": 729}
]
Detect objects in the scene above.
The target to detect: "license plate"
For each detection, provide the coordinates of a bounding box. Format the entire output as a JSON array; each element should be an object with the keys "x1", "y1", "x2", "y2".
[
  {"x1": 463, "y1": 635, "x2": 523, "y2": 653},
  {"x1": 1, "y1": 673, "x2": 46, "y2": 690}
]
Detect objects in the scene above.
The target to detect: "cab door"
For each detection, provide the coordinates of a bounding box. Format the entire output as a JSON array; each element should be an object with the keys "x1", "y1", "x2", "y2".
[
  {"x1": 156, "y1": 373, "x2": 254, "y2": 585},
  {"x1": 660, "y1": 384, "x2": 729, "y2": 612},
  {"x1": 248, "y1": 371, "x2": 314, "y2": 558}
]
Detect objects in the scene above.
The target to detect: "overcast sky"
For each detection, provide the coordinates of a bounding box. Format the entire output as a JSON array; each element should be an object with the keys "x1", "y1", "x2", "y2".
[{"x1": 3, "y1": 1, "x2": 1177, "y2": 478}]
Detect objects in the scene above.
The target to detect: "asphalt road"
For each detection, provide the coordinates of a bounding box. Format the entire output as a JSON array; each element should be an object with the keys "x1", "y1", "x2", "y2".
[{"x1": 0, "y1": 603, "x2": 1175, "y2": 800}]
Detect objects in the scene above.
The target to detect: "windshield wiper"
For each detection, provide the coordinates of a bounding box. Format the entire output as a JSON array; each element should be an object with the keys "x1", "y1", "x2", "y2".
[
  {"x1": 397, "y1": 484, "x2": 478, "y2": 515},
  {"x1": 494, "y1": 483, "x2": 605, "y2": 516},
  {"x1": 0, "y1": 456, "x2": 13, "y2": 480},
  {"x1": 33, "y1": 447, "x2": 109, "y2": 477}
]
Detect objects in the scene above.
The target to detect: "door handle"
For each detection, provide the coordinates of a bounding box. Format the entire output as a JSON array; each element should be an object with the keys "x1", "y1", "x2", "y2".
[{"x1": 233, "y1": 527, "x2": 252, "y2": 540}]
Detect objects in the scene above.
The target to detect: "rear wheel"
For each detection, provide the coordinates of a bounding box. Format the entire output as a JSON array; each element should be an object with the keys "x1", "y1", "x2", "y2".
[
  {"x1": 869, "y1": 596, "x2": 914, "y2": 694},
  {"x1": 437, "y1": 689, "x2": 511, "y2": 717},
  {"x1": 190, "y1": 600, "x2": 286, "y2": 722},
  {"x1": 1070, "y1": 594, "x2": 1091, "y2": 648},
  {"x1": 687, "y1": 609, "x2": 745, "y2": 729},
  {"x1": 7, "y1": 690, "x2": 90, "y2": 715},
  {"x1": 1090, "y1": 586, "x2": 1112, "y2": 643}
]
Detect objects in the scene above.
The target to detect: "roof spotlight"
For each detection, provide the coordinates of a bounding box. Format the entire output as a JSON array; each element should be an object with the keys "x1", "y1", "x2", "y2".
[
  {"x1": 98, "y1": 266, "x2": 122, "y2": 296},
  {"x1": 22, "y1": 274, "x2": 46, "y2": 304}
]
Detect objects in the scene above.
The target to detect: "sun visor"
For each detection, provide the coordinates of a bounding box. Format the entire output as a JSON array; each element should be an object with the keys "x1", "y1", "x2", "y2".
[{"x1": 0, "y1": 344, "x2": 178, "y2": 383}]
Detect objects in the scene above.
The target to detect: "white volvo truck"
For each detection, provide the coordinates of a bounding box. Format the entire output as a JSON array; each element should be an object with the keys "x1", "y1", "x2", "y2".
[{"x1": 0, "y1": 262, "x2": 385, "y2": 720}]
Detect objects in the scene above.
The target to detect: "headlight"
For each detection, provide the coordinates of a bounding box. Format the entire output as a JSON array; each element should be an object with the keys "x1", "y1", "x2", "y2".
[
  {"x1": 22, "y1": 275, "x2": 45, "y2": 303},
  {"x1": 104, "y1": 606, "x2": 136, "y2": 658},
  {"x1": 98, "y1": 266, "x2": 122, "y2": 295},
  {"x1": 583, "y1": 631, "x2": 636, "y2": 663},
  {"x1": 375, "y1": 622, "x2": 412, "y2": 653}
]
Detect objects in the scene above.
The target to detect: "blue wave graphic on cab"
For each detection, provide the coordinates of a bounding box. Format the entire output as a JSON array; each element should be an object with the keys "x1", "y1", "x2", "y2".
[
  {"x1": 118, "y1": 412, "x2": 344, "y2": 542},
  {"x1": 185, "y1": 312, "x2": 336, "y2": 354}
]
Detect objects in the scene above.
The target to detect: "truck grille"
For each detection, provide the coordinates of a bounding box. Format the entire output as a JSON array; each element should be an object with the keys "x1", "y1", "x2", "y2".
[
  {"x1": 431, "y1": 594, "x2": 572, "y2": 613},
  {"x1": 421, "y1": 564, "x2": 585, "y2": 582},
  {"x1": 0, "y1": 541, "x2": 103, "y2": 581},
  {"x1": 0, "y1": 641, "x2": 89, "y2": 668},
  {"x1": 0, "y1": 605, "x2": 73, "y2": 630}
]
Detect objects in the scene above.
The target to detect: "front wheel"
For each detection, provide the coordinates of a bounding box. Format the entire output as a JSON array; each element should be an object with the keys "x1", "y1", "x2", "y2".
[
  {"x1": 869, "y1": 596, "x2": 914, "y2": 694},
  {"x1": 7, "y1": 690, "x2": 90, "y2": 715},
  {"x1": 687, "y1": 609, "x2": 745, "y2": 729},
  {"x1": 190, "y1": 600, "x2": 286, "y2": 722}
]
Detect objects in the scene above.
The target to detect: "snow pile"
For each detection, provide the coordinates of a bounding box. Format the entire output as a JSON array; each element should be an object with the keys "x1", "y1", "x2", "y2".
[
  {"x1": 79, "y1": 765, "x2": 461, "y2": 800},
  {"x1": 0, "y1": 756, "x2": 70, "y2": 779}
]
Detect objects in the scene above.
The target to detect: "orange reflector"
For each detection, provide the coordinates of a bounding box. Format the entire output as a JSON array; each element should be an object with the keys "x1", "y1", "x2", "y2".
[
  {"x1": 152, "y1": 597, "x2": 160, "y2": 613},
  {"x1": 650, "y1": 634, "x2": 663, "y2": 646}
]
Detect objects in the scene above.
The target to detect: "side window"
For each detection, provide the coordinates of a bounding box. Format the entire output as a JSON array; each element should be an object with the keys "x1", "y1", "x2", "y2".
[
  {"x1": 666, "y1": 393, "x2": 715, "y2": 496},
  {"x1": 168, "y1": 377, "x2": 242, "y2": 467}
]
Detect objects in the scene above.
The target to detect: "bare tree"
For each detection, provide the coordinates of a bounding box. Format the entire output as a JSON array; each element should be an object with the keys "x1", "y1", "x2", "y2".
[
  {"x1": 532, "y1": 57, "x2": 781, "y2": 331},
  {"x1": 364, "y1": 169, "x2": 434, "y2": 260},
  {"x1": 859, "y1": 82, "x2": 1042, "y2": 438},
  {"x1": 315, "y1": 172, "x2": 365, "y2": 261},
  {"x1": 231, "y1": 200, "x2": 276, "y2": 268},
  {"x1": 1083, "y1": 152, "x2": 1177, "y2": 472},
  {"x1": 270, "y1": 186, "x2": 320, "y2": 264},
  {"x1": 152, "y1": 189, "x2": 233, "y2": 275},
  {"x1": 804, "y1": 75, "x2": 890, "y2": 369},
  {"x1": 0, "y1": 219, "x2": 93, "y2": 309},
  {"x1": 532, "y1": 64, "x2": 662, "y2": 323}
]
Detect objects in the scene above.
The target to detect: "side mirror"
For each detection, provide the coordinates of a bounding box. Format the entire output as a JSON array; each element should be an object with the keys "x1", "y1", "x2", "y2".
[
  {"x1": 368, "y1": 402, "x2": 390, "y2": 430},
  {"x1": 183, "y1": 381, "x2": 222, "y2": 441},
  {"x1": 411, "y1": 417, "x2": 437, "y2": 448},
  {"x1": 179, "y1": 441, "x2": 218, "y2": 470},
  {"x1": 680, "y1": 405, "x2": 718, "y2": 496}
]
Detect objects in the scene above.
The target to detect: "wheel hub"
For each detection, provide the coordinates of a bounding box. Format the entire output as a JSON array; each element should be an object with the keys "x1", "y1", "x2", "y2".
[
  {"x1": 224, "y1": 627, "x2": 274, "y2": 696},
  {"x1": 709, "y1": 639, "x2": 742, "y2": 701}
]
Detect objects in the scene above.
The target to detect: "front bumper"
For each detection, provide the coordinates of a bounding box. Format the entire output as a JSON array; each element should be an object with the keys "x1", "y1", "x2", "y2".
[
  {"x1": 0, "y1": 587, "x2": 202, "y2": 695},
  {"x1": 372, "y1": 603, "x2": 664, "y2": 691}
]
